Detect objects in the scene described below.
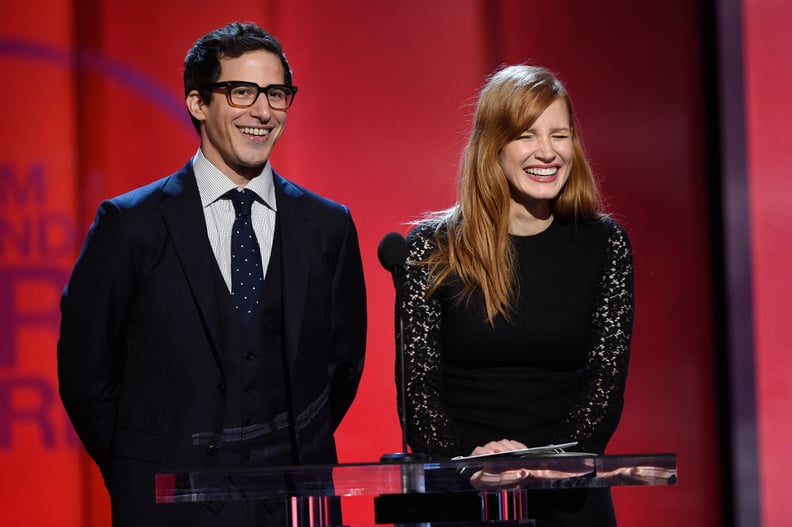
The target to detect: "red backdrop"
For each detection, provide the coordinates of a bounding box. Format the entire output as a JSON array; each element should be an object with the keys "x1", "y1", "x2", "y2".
[
  {"x1": 0, "y1": 0, "x2": 788, "y2": 525},
  {"x1": 743, "y1": 0, "x2": 792, "y2": 525}
]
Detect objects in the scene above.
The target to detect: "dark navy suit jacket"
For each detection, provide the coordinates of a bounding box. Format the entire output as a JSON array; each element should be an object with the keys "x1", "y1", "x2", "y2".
[{"x1": 57, "y1": 162, "x2": 367, "y2": 525}]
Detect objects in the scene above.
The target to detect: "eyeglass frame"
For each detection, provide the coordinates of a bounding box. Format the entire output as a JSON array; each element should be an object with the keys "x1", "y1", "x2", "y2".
[{"x1": 203, "y1": 81, "x2": 299, "y2": 110}]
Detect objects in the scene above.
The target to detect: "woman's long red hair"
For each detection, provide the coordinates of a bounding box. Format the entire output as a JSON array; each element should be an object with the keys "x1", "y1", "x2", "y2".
[{"x1": 422, "y1": 65, "x2": 603, "y2": 324}]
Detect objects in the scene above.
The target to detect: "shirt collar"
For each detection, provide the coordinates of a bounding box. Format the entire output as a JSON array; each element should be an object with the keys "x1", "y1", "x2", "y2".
[{"x1": 192, "y1": 149, "x2": 277, "y2": 211}]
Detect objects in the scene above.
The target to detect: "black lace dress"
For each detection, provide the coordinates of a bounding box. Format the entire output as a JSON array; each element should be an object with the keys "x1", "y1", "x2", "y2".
[{"x1": 395, "y1": 216, "x2": 634, "y2": 526}]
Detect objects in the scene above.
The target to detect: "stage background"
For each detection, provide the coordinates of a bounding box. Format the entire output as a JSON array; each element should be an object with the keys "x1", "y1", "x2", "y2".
[{"x1": 0, "y1": 0, "x2": 788, "y2": 525}]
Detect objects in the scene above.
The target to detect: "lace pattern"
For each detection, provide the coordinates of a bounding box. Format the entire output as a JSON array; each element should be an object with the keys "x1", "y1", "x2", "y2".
[{"x1": 395, "y1": 219, "x2": 634, "y2": 456}]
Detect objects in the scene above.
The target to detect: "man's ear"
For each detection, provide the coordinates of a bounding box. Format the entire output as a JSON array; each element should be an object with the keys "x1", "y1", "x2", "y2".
[{"x1": 186, "y1": 90, "x2": 207, "y2": 123}]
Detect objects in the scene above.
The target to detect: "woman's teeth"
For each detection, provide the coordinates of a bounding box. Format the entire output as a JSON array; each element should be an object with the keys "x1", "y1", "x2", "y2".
[{"x1": 524, "y1": 167, "x2": 557, "y2": 176}]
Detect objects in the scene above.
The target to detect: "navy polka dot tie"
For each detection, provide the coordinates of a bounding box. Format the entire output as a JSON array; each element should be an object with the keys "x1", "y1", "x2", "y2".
[{"x1": 228, "y1": 189, "x2": 264, "y2": 322}]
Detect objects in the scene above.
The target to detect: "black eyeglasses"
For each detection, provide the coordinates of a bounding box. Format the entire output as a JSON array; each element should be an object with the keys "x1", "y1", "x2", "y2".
[{"x1": 204, "y1": 81, "x2": 298, "y2": 110}]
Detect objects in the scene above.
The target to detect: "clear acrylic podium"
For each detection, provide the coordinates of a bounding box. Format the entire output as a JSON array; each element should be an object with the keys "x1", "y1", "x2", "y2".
[{"x1": 155, "y1": 453, "x2": 676, "y2": 526}]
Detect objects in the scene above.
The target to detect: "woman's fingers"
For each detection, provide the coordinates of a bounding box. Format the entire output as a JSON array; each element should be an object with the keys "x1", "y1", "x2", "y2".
[{"x1": 469, "y1": 438, "x2": 529, "y2": 456}]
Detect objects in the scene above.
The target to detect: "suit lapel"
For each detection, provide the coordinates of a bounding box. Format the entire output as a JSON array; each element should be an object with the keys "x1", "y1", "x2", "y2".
[
  {"x1": 158, "y1": 164, "x2": 236, "y2": 371},
  {"x1": 273, "y1": 172, "x2": 310, "y2": 373},
  {"x1": 157, "y1": 166, "x2": 311, "y2": 374}
]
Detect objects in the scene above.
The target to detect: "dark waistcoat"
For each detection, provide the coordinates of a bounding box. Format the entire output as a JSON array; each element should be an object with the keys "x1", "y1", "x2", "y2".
[{"x1": 217, "y1": 219, "x2": 295, "y2": 468}]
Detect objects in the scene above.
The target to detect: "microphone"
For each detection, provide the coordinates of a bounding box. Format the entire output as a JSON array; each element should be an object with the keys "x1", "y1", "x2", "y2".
[
  {"x1": 378, "y1": 232, "x2": 428, "y2": 466},
  {"x1": 378, "y1": 231, "x2": 409, "y2": 277}
]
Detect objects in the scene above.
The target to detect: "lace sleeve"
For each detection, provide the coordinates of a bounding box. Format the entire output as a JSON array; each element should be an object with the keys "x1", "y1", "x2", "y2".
[
  {"x1": 557, "y1": 219, "x2": 634, "y2": 452},
  {"x1": 394, "y1": 224, "x2": 460, "y2": 456}
]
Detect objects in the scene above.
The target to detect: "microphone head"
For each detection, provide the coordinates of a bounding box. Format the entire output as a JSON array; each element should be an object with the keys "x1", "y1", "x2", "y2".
[{"x1": 378, "y1": 232, "x2": 408, "y2": 270}]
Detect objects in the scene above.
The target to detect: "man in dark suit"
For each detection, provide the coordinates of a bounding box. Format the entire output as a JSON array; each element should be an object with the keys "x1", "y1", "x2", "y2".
[{"x1": 57, "y1": 21, "x2": 367, "y2": 526}]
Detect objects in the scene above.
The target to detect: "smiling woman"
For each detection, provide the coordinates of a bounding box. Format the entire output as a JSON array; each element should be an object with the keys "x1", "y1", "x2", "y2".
[
  {"x1": 391, "y1": 64, "x2": 634, "y2": 527},
  {"x1": 500, "y1": 98, "x2": 574, "y2": 235}
]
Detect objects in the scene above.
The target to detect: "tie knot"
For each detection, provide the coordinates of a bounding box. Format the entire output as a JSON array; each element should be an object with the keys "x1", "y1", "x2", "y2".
[{"x1": 228, "y1": 189, "x2": 255, "y2": 217}]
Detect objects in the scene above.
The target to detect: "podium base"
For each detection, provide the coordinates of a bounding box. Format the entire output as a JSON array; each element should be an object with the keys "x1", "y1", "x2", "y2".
[{"x1": 374, "y1": 493, "x2": 480, "y2": 523}]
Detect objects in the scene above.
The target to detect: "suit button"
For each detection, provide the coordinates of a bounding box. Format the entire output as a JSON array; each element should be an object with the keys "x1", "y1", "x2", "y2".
[
  {"x1": 217, "y1": 384, "x2": 226, "y2": 395},
  {"x1": 244, "y1": 383, "x2": 254, "y2": 393},
  {"x1": 244, "y1": 351, "x2": 255, "y2": 361},
  {"x1": 206, "y1": 440, "x2": 218, "y2": 456},
  {"x1": 242, "y1": 451, "x2": 253, "y2": 460}
]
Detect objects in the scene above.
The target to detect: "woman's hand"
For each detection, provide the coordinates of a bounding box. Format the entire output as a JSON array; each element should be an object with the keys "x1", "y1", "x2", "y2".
[
  {"x1": 467, "y1": 439, "x2": 530, "y2": 489},
  {"x1": 469, "y1": 439, "x2": 528, "y2": 457}
]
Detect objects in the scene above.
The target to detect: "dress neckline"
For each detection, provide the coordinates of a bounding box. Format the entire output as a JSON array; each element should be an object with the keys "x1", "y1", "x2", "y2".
[{"x1": 508, "y1": 217, "x2": 557, "y2": 240}]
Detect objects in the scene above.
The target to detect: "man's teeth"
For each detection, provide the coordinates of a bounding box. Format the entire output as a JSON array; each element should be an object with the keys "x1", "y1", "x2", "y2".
[
  {"x1": 240, "y1": 127, "x2": 269, "y2": 136},
  {"x1": 525, "y1": 167, "x2": 557, "y2": 176}
]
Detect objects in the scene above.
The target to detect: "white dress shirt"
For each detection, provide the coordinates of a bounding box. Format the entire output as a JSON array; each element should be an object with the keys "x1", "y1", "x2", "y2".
[{"x1": 192, "y1": 149, "x2": 278, "y2": 293}]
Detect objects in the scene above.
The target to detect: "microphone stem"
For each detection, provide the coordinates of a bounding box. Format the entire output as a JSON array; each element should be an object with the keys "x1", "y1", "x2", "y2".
[{"x1": 398, "y1": 315, "x2": 409, "y2": 454}]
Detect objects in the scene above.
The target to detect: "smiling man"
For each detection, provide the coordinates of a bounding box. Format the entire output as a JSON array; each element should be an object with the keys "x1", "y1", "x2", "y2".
[{"x1": 57, "y1": 22, "x2": 367, "y2": 527}]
